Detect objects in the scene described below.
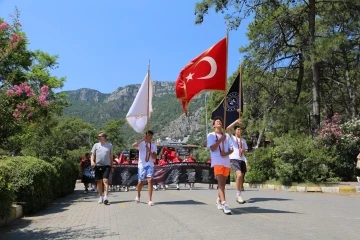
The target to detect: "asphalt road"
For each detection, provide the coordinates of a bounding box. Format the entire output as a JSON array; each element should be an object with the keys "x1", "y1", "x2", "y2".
[{"x1": 0, "y1": 183, "x2": 359, "y2": 240}]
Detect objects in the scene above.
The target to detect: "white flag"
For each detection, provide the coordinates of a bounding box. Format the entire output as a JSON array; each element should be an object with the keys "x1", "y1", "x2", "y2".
[{"x1": 126, "y1": 73, "x2": 153, "y2": 133}]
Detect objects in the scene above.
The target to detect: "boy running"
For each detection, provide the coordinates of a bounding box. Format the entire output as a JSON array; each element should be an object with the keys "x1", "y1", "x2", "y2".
[
  {"x1": 206, "y1": 117, "x2": 233, "y2": 214},
  {"x1": 132, "y1": 130, "x2": 157, "y2": 206},
  {"x1": 227, "y1": 120, "x2": 248, "y2": 204}
]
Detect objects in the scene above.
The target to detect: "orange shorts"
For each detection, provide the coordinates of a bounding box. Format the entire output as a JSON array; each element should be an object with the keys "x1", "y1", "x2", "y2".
[{"x1": 214, "y1": 165, "x2": 230, "y2": 177}]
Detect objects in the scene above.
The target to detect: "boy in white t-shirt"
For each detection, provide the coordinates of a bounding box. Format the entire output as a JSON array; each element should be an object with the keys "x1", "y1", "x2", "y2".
[
  {"x1": 132, "y1": 130, "x2": 158, "y2": 206},
  {"x1": 227, "y1": 119, "x2": 248, "y2": 204},
  {"x1": 206, "y1": 117, "x2": 234, "y2": 214}
]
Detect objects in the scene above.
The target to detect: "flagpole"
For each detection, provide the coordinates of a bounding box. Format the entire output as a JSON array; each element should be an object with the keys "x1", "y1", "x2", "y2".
[
  {"x1": 146, "y1": 60, "x2": 150, "y2": 133},
  {"x1": 238, "y1": 61, "x2": 243, "y2": 139},
  {"x1": 222, "y1": 28, "x2": 229, "y2": 151},
  {"x1": 223, "y1": 28, "x2": 229, "y2": 131},
  {"x1": 205, "y1": 94, "x2": 208, "y2": 136}
]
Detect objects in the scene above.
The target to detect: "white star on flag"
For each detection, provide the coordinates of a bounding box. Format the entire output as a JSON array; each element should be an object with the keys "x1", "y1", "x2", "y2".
[{"x1": 185, "y1": 73, "x2": 194, "y2": 82}]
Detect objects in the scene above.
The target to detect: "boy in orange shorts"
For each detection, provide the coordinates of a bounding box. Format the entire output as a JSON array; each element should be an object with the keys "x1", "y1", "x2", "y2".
[{"x1": 206, "y1": 117, "x2": 233, "y2": 214}]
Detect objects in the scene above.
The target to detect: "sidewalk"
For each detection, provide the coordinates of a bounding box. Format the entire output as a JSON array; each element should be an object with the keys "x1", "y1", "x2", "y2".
[{"x1": 234, "y1": 181, "x2": 360, "y2": 194}]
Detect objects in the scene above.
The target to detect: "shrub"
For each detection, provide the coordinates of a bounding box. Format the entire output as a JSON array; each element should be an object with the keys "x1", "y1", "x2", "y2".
[
  {"x1": 0, "y1": 175, "x2": 14, "y2": 218},
  {"x1": 245, "y1": 149, "x2": 276, "y2": 183},
  {"x1": 0, "y1": 156, "x2": 78, "y2": 216},
  {"x1": 49, "y1": 157, "x2": 78, "y2": 197},
  {"x1": 0, "y1": 157, "x2": 55, "y2": 215}
]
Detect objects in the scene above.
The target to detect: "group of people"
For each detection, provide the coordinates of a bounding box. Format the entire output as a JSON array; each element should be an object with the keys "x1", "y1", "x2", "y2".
[{"x1": 85, "y1": 117, "x2": 248, "y2": 215}]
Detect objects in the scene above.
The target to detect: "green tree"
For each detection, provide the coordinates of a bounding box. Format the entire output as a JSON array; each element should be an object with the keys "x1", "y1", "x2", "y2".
[
  {"x1": 102, "y1": 119, "x2": 126, "y2": 153},
  {"x1": 0, "y1": 9, "x2": 67, "y2": 151}
]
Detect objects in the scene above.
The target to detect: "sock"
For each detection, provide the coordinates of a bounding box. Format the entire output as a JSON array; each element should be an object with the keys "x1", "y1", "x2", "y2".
[
  {"x1": 221, "y1": 201, "x2": 226, "y2": 205},
  {"x1": 236, "y1": 190, "x2": 241, "y2": 196}
]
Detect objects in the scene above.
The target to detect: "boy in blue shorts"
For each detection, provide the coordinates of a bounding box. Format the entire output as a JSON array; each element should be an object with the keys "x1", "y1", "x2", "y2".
[{"x1": 132, "y1": 130, "x2": 157, "y2": 206}]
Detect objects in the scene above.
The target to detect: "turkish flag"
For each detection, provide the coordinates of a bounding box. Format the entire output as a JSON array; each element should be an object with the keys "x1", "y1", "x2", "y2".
[{"x1": 175, "y1": 38, "x2": 227, "y2": 116}]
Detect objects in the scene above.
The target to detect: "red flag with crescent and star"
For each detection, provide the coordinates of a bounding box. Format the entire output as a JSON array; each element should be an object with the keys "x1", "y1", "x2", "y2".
[{"x1": 175, "y1": 38, "x2": 227, "y2": 116}]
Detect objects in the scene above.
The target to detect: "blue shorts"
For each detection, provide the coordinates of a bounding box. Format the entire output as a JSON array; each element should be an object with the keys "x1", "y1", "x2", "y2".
[{"x1": 138, "y1": 165, "x2": 154, "y2": 181}]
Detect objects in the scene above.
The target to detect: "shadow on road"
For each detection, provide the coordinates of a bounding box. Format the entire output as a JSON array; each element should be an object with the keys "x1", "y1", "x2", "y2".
[
  {"x1": 0, "y1": 224, "x2": 115, "y2": 240},
  {"x1": 155, "y1": 200, "x2": 207, "y2": 205},
  {"x1": 232, "y1": 206, "x2": 300, "y2": 214},
  {"x1": 246, "y1": 197, "x2": 292, "y2": 203}
]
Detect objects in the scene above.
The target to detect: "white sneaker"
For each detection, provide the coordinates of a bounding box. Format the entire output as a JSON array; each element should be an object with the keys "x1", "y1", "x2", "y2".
[
  {"x1": 98, "y1": 196, "x2": 103, "y2": 204},
  {"x1": 222, "y1": 204, "x2": 232, "y2": 214},
  {"x1": 148, "y1": 201, "x2": 154, "y2": 206},
  {"x1": 236, "y1": 196, "x2": 245, "y2": 204},
  {"x1": 103, "y1": 196, "x2": 109, "y2": 205},
  {"x1": 216, "y1": 198, "x2": 223, "y2": 210},
  {"x1": 135, "y1": 196, "x2": 140, "y2": 203}
]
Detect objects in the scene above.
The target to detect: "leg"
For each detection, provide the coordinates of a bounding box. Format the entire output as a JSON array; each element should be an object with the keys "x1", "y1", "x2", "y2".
[
  {"x1": 217, "y1": 175, "x2": 226, "y2": 202},
  {"x1": 236, "y1": 170, "x2": 243, "y2": 194},
  {"x1": 146, "y1": 166, "x2": 154, "y2": 204},
  {"x1": 103, "y1": 178, "x2": 109, "y2": 196},
  {"x1": 147, "y1": 178, "x2": 153, "y2": 202},
  {"x1": 137, "y1": 181, "x2": 143, "y2": 198},
  {"x1": 97, "y1": 180, "x2": 103, "y2": 196},
  {"x1": 136, "y1": 167, "x2": 145, "y2": 202}
]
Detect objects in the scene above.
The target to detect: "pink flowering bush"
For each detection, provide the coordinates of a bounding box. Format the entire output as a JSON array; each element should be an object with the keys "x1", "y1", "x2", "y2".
[
  {"x1": 317, "y1": 114, "x2": 360, "y2": 181},
  {"x1": 317, "y1": 113, "x2": 343, "y2": 146},
  {"x1": 5, "y1": 82, "x2": 50, "y2": 120}
]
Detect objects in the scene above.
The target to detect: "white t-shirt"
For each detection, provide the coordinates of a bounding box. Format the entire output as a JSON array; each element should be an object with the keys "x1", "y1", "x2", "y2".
[
  {"x1": 137, "y1": 141, "x2": 157, "y2": 168},
  {"x1": 206, "y1": 132, "x2": 233, "y2": 168},
  {"x1": 229, "y1": 135, "x2": 248, "y2": 161}
]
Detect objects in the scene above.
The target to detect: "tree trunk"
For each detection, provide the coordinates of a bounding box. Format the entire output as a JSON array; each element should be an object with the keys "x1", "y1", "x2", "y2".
[
  {"x1": 294, "y1": 50, "x2": 304, "y2": 104},
  {"x1": 345, "y1": 68, "x2": 357, "y2": 118},
  {"x1": 309, "y1": 0, "x2": 321, "y2": 133}
]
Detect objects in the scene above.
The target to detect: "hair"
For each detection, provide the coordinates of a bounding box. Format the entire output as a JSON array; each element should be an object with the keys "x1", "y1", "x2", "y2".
[
  {"x1": 146, "y1": 130, "x2": 154, "y2": 135},
  {"x1": 98, "y1": 131, "x2": 107, "y2": 138},
  {"x1": 212, "y1": 116, "x2": 223, "y2": 126},
  {"x1": 234, "y1": 125, "x2": 241, "y2": 131},
  {"x1": 85, "y1": 153, "x2": 90, "y2": 158}
]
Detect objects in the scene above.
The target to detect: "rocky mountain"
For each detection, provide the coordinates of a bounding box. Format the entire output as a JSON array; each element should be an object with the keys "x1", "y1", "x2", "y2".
[{"x1": 62, "y1": 81, "x2": 209, "y2": 145}]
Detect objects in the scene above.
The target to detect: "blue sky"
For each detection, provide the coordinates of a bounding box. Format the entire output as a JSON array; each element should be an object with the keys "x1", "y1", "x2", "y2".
[{"x1": 0, "y1": 0, "x2": 251, "y2": 93}]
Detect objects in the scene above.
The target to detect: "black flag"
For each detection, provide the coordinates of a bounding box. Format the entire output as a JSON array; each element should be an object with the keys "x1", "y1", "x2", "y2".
[{"x1": 211, "y1": 73, "x2": 242, "y2": 128}]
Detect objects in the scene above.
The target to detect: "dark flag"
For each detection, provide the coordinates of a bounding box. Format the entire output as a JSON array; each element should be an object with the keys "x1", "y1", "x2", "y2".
[{"x1": 211, "y1": 72, "x2": 242, "y2": 128}]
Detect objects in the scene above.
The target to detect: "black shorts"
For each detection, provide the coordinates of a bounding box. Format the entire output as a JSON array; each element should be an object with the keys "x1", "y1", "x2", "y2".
[
  {"x1": 230, "y1": 159, "x2": 247, "y2": 174},
  {"x1": 95, "y1": 166, "x2": 111, "y2": 180}
]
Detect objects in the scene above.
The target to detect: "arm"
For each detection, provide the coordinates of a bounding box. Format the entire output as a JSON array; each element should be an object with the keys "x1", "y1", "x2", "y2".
[
  {"x1": 226, "y1": 119, "x2": 241, "y2": 135},
  {"x1": 91, "y1": 154, "x2": 96, "y2": 167},
  {"x1": 110, "y1": 147, "x2": 114, "y2": 167},
  {"x1": 132, "y1": 136, "x2": 145, "y2": 148},
  {"x1": 150, "y1": 152, "x2": 157, "y2": 159},
  {"x1": 242, "y1": 140, "x2": 249, "y2": 155},
  {"x1": 207, "y1": 134, "x2": 223, "y2": 152}
]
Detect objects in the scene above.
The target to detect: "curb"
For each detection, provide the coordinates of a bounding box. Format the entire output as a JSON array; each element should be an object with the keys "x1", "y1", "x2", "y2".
[
  {"x1": 0, "y1": 204, "x2": 23, "y2": 227},
  {"x1": 230, "y1": 182, "x2": 360, "y2": 194}
]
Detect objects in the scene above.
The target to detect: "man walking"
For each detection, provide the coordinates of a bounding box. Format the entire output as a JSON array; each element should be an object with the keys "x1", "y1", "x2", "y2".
[
  {"x1": 91, "y1": 132, "x2": 114, "y2": 205},
  {"x1": 206, "y1": 117, "x2": 233, "y2": 214},
  {"x1": 227, "y1": 120, "x2": 248, "y2": 204},
  {"x1": 132, "y1": 130, "x2": 157, "y2": 206}
]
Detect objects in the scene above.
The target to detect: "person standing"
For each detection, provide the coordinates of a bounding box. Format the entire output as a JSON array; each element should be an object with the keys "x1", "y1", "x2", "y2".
[
  {"x1": 91, "y1": 132, "x2": 114, "y2": 205},
  {"x1": 81, "y1": 153, "x2": 94, "y2": 193},
  {"x1": 132, "y1": 130, "x2": 157, "y2": 206},
  {"x1": 206, "y1": 117, "x2": 233, "y2": 214},
  {"x1": 227, "y1": 120, "x2": 248, "y2": 204}
]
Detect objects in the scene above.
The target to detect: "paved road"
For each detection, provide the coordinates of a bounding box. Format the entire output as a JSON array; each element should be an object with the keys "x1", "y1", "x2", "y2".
[{"x1": 0, "y1": 183, "x2": 359, "y2": 240}]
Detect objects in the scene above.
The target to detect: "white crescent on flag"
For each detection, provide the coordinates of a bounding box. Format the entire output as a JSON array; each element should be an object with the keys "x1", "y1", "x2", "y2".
[{"x1": 126, "y1": 73, "x2": 153, "y2": 133}]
